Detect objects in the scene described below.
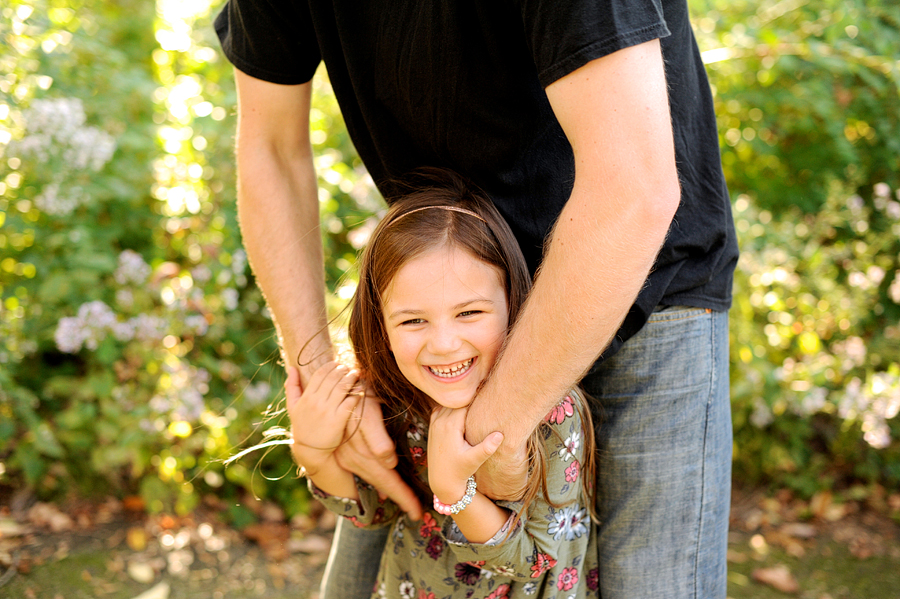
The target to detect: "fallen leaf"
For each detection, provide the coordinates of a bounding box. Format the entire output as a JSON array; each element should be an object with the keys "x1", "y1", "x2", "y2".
[
  {"x1": 0, "y1": 518, "x2": 29, "y2": 537},
  {"x1": 130, "y1": 581, "x2": 171, "y2": 599},
  {"x1": 27, "y1": 503, "x2": 74, "y2": 532},
  {"x1": 127, "y1": 527, "x2": 148, "y2": 552},
  {"x1": 752, "y1": 564, "x2": 799, "y2": 593},
  {"x1": 127, "y1": 560, "x2": 156, "y2": 584},
  {"x1": 809, "y1": 491, "x2": 833, "y2": 519},
  {"x1": 287, "y1": 534, "x2": 332, "y2": 554},
  {"x1": 260, "y1": 501, "x2": 286, "y2": 523},
  {"x1": 243, "y1": 522, "x2": 290, "y2": 561},
  {"x1": 768, "y1": 531, "x2": 806, "y2": 558},
  {"x1": 780, "y1": 523, "x2": 817, "y2": 539},
  {"x1": 123, "y1": 496, "x2": 146, "y2": 512}
]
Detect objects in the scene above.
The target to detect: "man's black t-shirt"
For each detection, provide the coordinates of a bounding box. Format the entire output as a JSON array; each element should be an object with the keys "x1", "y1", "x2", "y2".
[{"x1": 215, "y1": 0, "x2": 739, "y2": 361}]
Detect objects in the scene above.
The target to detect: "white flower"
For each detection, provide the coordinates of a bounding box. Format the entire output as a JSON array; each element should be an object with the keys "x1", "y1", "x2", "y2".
[
  {"x1": 129, "y1": 313, "x2": 168, "y2": 342},
  {"x1": 523, "y1": 582, "x2": 537, "y2": 595},
  {"x1": 34, "y1": 183, "x2": 82, "y2": 216},
  {"x1": 398, "y1": 581, "x2": 415, "y2": 599},
  {"x1": 183, "y1": 314, "x2": 208, "y2": 336},
  {"x1": 54, "y1": 316, "x2": 87, "y2": 353},
  {"x1": 114, "y1": 250, "x2": 151, "y2": 286},
  {"x1": 559, "y1": 430, "x2": 581, "y2": 462},
  {"x1": 243, "y1": 382, "x2": 272, "y2": 406},
  {"x1": 231, "y1": 249, "x2": 247, "y2": 275},
  {"x1": 547, "y1": 505, "x2": 589, "y2": 541},
  {"x1": 750, "y1": 398, "x2": 774, "y2": 428},
  {"x1": 221, "y1": 288, "x2": 239, "y2": 311}
]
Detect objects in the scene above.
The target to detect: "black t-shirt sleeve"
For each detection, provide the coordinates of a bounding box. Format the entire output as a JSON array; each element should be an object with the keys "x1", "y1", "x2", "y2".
[
  {"x1": 516, "y1": 0, "x2": 671, "y2": 87},
  {"x1": 214, "y1": 0, "x2": 321, "y2": 84}
]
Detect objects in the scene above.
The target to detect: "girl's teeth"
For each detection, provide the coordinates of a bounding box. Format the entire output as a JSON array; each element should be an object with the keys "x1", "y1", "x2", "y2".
[{"x1": 428, "y1": 358, "x2": 473, "y2": 378}]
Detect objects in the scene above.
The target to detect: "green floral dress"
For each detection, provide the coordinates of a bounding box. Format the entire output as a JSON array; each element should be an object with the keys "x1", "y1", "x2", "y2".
[{"x1": 310, "y1": 394, "x2": 599, "y2": 599}]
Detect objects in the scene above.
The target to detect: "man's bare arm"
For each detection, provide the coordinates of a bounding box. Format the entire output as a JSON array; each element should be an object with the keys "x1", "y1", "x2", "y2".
[
  {"x1": 465, "y1": 40, "x2": 681, "y2": 496},
  {"x1": 234, "y1": 70, "x2": 421, "y2": 517},
  {"x1": 235, "y1": 70, "x2": 331, "y2": 380}
]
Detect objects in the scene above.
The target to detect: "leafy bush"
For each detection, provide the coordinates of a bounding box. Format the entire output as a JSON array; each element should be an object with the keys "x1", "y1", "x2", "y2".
[
  {"x1": 730, "y1": 186, "x2": 900, "y2": 495},
  {"x1": 1, "y1": 0, "x2": 898, "y2": 517},
  {"x1": 693, "y1": 0, "x2": 900, "y2": 494},
  {"x1": 0, "y1": 0, "x2": 380, "y2": 518}
]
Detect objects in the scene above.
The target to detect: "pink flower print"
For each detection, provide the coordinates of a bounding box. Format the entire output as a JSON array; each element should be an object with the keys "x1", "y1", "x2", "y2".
[
  {"x1": 557, "y1": 567, "x2": 579, "y2": 591},
  {"x1": 418, "y1": 591, "x2": 436, "y2": 599},
  {"x1": 410, "y1": 446, "x2": 427, "y2": 466},
  {"x1": 484, "y1": 583, "x2": 511, "y2": 599},
  {"x1": 425, "y1": 534, "x2": 444, "y2": 559},
  {"x1": 419, "y1": 512, "x2": 440, "y2": 538},
  {"x1": 349, "y1": 516, "x2": 366, "y2": 528},
  {"x1": 586, "y1": 567, "x2": 599, "y2": 591},
  {"x1": 544, "y1": 395, "x2": 575, "y2": 424},
  {"x1": 530, "y1": 552, "x2": 558, "y2": 578},
  {"x1": 565, "y1": 460, "x2": 580, "y2": 483}
]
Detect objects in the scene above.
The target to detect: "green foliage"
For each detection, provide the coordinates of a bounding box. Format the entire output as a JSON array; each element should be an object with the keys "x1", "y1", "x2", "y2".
[
  {"x1": 0, "y1": 0, "x2": 897, "y2": 516},
  {"x1": 693, "y1": 0, "x2": 900, "y2": 214},
  {"x1": 691, "y1": 0, "x2": 900, "y2": 494},
  {"x1": 730, "y1": 186, "x2": 900, "y2": 494},
  {"x1": 0, "y1": 0, "x2": 381, "y2": 517}
]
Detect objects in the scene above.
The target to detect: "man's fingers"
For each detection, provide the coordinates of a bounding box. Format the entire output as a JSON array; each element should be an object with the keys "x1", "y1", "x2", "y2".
[
  {"x1": 284, "y1": 367, "x2": 302, "y2": 407},
  {"x1": 333, "y1": 444, "x2": 422, "y2": 519},
  {"x1": 475, "y1": 446, "x2": 529, "y2": 501},
  {"x1": 368, "y1": 468, "x2": 423, "y2": 520},
  {"x1": 356, "y1": 395, "x2": 398, "y2": 468}
]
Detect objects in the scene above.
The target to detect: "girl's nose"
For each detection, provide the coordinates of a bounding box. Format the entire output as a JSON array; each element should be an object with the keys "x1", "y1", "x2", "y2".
[{"x1": 427, "y1": 322, "x2": 462, "y2": 355}]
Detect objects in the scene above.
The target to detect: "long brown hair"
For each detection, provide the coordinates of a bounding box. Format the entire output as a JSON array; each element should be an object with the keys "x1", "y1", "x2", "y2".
[{"x1": 348, "y1": 167, "x2": 595, "y2": 517}]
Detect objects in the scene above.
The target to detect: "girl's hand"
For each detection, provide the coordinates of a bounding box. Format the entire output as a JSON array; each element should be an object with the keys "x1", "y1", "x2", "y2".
[
  {"x1": 427, "y1": 406, "x2": 504, "y2": 505},
  {"x1": 286, "y1": 362, "x2": 361, "y2": 471}
]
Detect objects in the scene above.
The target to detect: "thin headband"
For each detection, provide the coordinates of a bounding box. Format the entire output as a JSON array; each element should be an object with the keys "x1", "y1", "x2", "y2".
[{"x1": 389, "y1": 205, "x2": 487, "y2": 225}]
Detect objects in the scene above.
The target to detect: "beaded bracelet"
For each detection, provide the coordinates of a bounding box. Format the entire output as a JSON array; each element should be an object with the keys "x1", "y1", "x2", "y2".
[{"x1": 433, "y1": 476, "x2": 477, "y2": 516}]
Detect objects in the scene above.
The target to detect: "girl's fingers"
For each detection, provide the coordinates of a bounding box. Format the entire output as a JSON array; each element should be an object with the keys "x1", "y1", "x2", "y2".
[
  {"x1": 305, "y1": 360, "x2": 339, "y2": 395},
  {"x1": 320, "y1": 365, "x2": 359, "y2": 406},
  {"x1": 475, "y1": 432, "x2": 504, "y2": 462}
]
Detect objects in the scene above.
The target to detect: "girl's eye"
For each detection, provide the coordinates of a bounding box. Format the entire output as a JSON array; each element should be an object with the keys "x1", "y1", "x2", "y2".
[
  {"x1": 458, "y1": 310, "x2": 481, "y2": 318},
  {"x1": 400, "y1": 318, "x2": 425, "y2": 326}
]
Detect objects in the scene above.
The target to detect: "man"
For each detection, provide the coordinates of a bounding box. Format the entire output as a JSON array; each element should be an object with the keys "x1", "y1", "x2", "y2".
[{"x1": 216, "y1": 1, "x2": 738, "y2": 597}]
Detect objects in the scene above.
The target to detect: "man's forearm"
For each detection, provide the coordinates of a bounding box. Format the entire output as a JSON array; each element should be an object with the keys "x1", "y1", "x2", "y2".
[
  {"x1": 234, "y1": 73, "x2": 333, "y2": 385},
  {"x1": 466, "y1": 40, "x2": 680, "y2": 449}
]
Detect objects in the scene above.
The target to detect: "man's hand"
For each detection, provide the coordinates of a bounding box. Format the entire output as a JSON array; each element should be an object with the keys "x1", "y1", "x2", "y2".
[
  {"x1": 472, "y1": 440, "x2": 529, "y2": 501},
  {"x1": 334, "y1": 385, "x2": 423, "y2": 520},
  {"x1": 466, "y1": 39, "x2": 679, "y2": 499}
]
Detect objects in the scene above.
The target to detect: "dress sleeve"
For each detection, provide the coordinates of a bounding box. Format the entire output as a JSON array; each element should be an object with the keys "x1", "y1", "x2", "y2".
[
  {"x1": 214, "y1": 0, "x2": 321, "y2": 84},
  {"x1": 514, "y1": 0, "x2": 671, "y2": 87},
  {"x1": 308, "y1": 476, "x2": 401, "y2": 530},
  {"x1": 441, "y1": 395, "x2": 593, "y2": 580}
]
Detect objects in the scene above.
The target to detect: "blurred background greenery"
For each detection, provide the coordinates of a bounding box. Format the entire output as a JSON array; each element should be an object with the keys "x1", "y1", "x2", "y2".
[{"x1": 0, "y1": 0, "x2": 898, "y2": 525}]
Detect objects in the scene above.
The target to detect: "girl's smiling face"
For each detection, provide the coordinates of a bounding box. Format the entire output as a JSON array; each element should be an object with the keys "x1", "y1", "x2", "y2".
[{"x1": 382, "y1": 244, "x2": 509, "y2": 410}]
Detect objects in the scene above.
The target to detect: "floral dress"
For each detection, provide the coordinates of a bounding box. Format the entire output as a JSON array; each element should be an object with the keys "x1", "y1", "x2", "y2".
[{"x1": 310, "y1": 393, "x2": 599, "y2": 599}]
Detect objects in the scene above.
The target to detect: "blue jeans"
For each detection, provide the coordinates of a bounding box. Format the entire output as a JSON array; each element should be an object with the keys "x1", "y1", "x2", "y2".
[{"x1": 321, "y1": 306, "x2": 731, "y2": 599}]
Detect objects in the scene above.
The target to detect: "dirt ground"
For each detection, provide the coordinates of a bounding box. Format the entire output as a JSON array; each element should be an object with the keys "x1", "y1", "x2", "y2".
[{"x1": 2, "y1": 484, "x2": 900, "y2": 599}]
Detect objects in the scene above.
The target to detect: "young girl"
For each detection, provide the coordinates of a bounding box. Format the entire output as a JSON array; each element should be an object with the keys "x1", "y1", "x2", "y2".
[{"x1": 287, "y1": 169, "x2": 599, "y2": 599}]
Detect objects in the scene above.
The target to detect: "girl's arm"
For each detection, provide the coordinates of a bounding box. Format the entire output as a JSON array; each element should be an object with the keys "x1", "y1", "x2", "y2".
[
  {"x1": 286, "y1": 364, "x2": 360, "y2": 499},
  {"x1": 428, "y1": 407, "x2": 507, "y2": 543},
  {"x1": 442, "y1": 397, "x2": 594, "y2": 580}
]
